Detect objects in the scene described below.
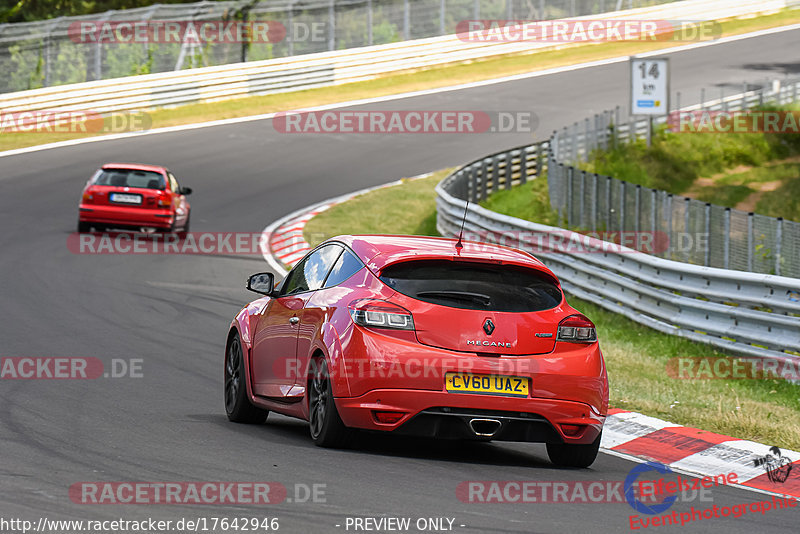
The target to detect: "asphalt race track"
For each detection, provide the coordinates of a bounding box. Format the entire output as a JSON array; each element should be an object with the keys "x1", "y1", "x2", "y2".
[{"x1": 1, "y1": 28, "x2": 799, "y2": 533}]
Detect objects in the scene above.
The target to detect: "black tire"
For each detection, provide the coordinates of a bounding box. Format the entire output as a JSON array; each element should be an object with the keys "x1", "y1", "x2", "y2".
[
  {"x1": 224, "y1": 333, "x2": 268, "y2": 424},
  {"x1": 77, "y1": 220, "x2": 91, "y2": 233},
  {"x1": 546, "y1": 433, "x2": 601, "y2": 468},
  {"x1": 308, "y1": 356, "x2": 351, "y2": 448}
]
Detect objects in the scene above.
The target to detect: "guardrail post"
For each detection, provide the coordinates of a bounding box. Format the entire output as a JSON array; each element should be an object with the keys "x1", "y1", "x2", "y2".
[
  {"x1": 666, "y1": 194, "x2": 673, "y2": 259},
  {"x1": 634, "y1": 185, "x2": 641, "y2": 235},
  {"x1": 403, "y1": 0, "x2": 410, "y2": 40},
  {"x1": 567, "y1": 167, "x2": 574, "y2": 228},
  {"x1": 368, "y1": 0, "x2": 374, "y2": 45},
  {"x1": 775, "y1": 217, "x2": 783, "y2": 276},
  {"x1": 723, "y1": 208, "x2": 731, "y2": 270},
  {"x1": 328, "y1": 0, "x2": 336, "y2": 51},
  {"x1": 571, "y1": 123, "x2": 578, "y2": 162},
  {"x1": 704, "y1": 202, "x2": 711, "y2": 267},
  {"x1": 794, "y1": 81, "x2": 798, "y2": 103},
  {"x1": 473, "y1": 0, "x2": 480, "y2": 18},
  {"x1": 747, "y1": 212, "x2": 754, "y2": 271},
  {"x1": 469, "y1": 165, "x2": 478, "y2": 203},
  {"x1": 605, "y1": 177, "x2": 612, "y2": 231},
  {"x1": 743, "y1": 82, "x2": 749, "y2": 111},
  {"x1": 480, "y1": 158, "x2": 489, "y2": 202},
  {"x1": 579, "y1": 171, "x2": 586, "y2": 229},
  {"x1": 628, "y1": 115, "x2": 635, "y2": 142},
  {"x1": 288, "y1": 3, "x2": 295, "y2": 55},
  {"x1": 619, "y1": 181, "x2": 626, "y2": 232},
  {"x1": 492, "y1": 155, "x2": 501, "y2": 193},
  {"x1": 535, "y1": 143, "x2": 543, "y2": 179},
  {"x1": 520, "y1": 148, "x2": 528, "y2": 185},
  {"x1": 584, "y1": 118, "x2": 591, "y2": 160},
  {"x1": 592, "y1": 174, "x2": 599, "y2": 233},
  {"x1": 684, "y1": 197, "x2": 691, "y2": 263},
  {"x1": 650, "y1": 188, "x2": 657, "y2": 240},
  {"x1": 614, "y1": 106, "x2": 620, "y2": 148}
]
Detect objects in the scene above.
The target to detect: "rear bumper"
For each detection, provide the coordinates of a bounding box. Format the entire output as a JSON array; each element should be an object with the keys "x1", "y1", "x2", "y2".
[
  {"x1": 335, "y1": 389, "x2": 604, "y2": 445},
  {"x1": 79, "y1": 204, "x2": 174, "y2": 229}
]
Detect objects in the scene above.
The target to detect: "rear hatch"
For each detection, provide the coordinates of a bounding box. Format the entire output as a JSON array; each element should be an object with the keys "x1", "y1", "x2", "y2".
[
  {"x1": 88, "y1": 168, "x2": 168, "y2": 209},
  {"x1": 378, "y1": 259, "x2": 564, "y2": 355}
]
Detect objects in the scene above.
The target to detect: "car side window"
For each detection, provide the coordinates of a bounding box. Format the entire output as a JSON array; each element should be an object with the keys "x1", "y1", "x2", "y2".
[
  {"x1": 323, "y1": 248, "x2": 363, "y2": 288},
  {"x1": 279, "y1": 244, "x2": 343, "y2": 296},
  {"x1": 168, "y1": 172, "x2": 180, "y2": 193}
]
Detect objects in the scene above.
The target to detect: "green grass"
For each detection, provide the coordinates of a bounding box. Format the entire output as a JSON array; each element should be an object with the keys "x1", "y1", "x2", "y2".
[
  {"x1": 300, "y1": 167, "x2": 800, "y2": 450},
  {"x1": 303, "y1": 170, "x2": 450, "y2": 248},
  {"x1": 479, "y1": 174, "x2": 562, "y2": 226},
  {"x1": 584, "y1": 104, "x2": 800, "y2": 220},
  {"x1": 4, "y1": 9, "x2": 800, "y2": 152}
]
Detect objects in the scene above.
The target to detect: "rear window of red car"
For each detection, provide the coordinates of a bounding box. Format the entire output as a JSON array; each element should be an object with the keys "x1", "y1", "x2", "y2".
[
  {"x1": 94, "y1": 169, "x2": 165, "y2": 190},
  {"x1": 379, "y1": 260, "x2": 562, "y2": 312}
]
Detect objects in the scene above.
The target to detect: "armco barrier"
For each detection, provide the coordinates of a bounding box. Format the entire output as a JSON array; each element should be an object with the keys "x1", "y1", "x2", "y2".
[{"x1": 1, "y1": 0, "x2": 799, "y2": 112}]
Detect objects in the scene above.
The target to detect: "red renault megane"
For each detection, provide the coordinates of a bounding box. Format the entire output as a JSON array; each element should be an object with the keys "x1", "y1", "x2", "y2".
[
  {"x1": 77, "y1": 163, "x2": 192, "y2": 233},
  {"x1": 224, "y1": 235, "x2": 608, "y2": 467}
]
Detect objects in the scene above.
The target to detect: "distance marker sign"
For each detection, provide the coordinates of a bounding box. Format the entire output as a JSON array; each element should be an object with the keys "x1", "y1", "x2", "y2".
[{"x1": 631, "y1": 57, "x2": 669, "y2": 115}]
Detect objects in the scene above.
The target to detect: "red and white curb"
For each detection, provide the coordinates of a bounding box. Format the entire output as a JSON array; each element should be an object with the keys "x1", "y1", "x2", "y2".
[
  {"x1": 261, "y1": 173, "x2": 432, "y2": 274},
  {"x1": 603, "y1": 409, "x2": 799, "y2": 498},
  {"x1": 261, "y1": 179, "x2": 798, "y2": 500}
]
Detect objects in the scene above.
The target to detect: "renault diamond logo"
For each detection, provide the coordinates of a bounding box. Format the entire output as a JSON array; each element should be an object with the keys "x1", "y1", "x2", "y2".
[{"x1": 483, "y1": 319, "x2": 495, "y2": 336}]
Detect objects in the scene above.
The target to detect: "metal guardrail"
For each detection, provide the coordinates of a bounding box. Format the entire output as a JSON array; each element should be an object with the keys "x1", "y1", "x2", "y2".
[
  {"x1": 1, "y1": 0, "x2": 797, "y2": 111},
  {"x1": 436, "y1": 80, "x2": 800, "y2": 361},
  {"x1": 0, "y1": 0, "x2": 681, "y2": 94}
]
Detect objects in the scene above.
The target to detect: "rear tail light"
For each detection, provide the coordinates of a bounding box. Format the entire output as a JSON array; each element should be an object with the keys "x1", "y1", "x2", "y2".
[
  {"x1": 557, "y1": 314, "x2": 597, "y2": 343},
  {"x1": 348, "y1": 299, "x2": 415, "y2": 331},
  {"x1": 157, "y1": 194, "x2": 172, "y2": 208}
]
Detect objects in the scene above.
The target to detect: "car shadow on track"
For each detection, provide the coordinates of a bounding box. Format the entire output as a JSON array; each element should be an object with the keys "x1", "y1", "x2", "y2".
[{"x1": 199, "y1": 413, "x2": 560, "y2": 470}]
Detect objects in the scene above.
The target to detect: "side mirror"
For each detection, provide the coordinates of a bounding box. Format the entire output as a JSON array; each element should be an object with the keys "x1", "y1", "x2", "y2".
[
  {"x1": 180, "y1": 186, "x2": 193, "y2": 195},
  {"x1": 246, "y1": 272, "x2": 275, "y2": 296}
]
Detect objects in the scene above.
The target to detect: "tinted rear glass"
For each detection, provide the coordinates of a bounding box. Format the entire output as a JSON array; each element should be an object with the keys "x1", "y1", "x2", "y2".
[
  {"x1": 379, "y1": 260, "x2": 562, "y2": 312},
  {"x1": 94, "y1": 169, "x2": 165, "y2": 190}
]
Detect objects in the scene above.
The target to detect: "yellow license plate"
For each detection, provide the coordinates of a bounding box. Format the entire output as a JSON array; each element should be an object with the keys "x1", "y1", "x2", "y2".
[{"x1": 445, "y1": 373, "x2": 529, "y2": 398}]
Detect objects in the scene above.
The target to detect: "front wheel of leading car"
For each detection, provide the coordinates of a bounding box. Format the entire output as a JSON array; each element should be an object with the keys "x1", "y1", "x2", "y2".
[
  {"x1": 224, "y1": 332, "x2": 269, "y2": 424},
  {"x1": 546, "y1": 433, "x2": 601, "y2": 468},
  {"x1": 308, "y1": 356, "x2": 352, "y2": 448}
]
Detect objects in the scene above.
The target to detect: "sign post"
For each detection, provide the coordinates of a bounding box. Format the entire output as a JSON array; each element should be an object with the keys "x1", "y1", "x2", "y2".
[{"x1": 630, "y1": 57, "x2": 670, "y2": 146}]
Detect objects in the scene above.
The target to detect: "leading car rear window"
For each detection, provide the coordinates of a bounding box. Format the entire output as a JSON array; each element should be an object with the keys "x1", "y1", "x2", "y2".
[
  {"x1": 94, "y1": 169, "x2": 165, "y2": 190},
  {"x1": 379, "y1": 260, "x2": 562, "y2": 312}
]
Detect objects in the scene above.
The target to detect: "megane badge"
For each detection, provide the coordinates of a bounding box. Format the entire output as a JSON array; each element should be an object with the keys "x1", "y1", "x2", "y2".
[{"x1": 483, "y1": 319, "x2": 495, "y2": 335}]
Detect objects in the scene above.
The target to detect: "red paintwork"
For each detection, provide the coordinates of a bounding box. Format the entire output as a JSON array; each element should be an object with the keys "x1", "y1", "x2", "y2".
[
  {"x1": 228, "y1": 235, "x2": 608, "y2": 444},
  {"x1": 77, "y1": 163, "x2": 190, "y2": 231}
]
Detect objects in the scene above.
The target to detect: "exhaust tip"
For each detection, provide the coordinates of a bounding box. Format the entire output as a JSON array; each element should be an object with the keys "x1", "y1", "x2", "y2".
[{"x1": 469, "y1": 418, "x2": 502, "y2": 437}]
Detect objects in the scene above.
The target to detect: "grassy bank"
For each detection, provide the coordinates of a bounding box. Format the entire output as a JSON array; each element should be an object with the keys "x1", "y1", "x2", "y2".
[
  {"x1": 4, "y1": 10, "x2": 800, "y2": 152},
  {"x1": 302, "y1": 170, "x2": 800, "y2": 450},
  {"x1": 584, "y1": 104, "x2": 800, "y2": 220}
]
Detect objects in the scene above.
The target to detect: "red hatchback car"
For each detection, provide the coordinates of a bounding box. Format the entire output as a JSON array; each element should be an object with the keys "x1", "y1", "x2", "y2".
[
  {"x1": 225, "y1": 235, "x2": 608, "y2": 467},
  {"x1": 77, "y1": 163, "x2": 192, "y2": 233}
]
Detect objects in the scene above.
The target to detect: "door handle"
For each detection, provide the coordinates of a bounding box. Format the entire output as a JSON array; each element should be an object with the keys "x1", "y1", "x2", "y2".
[{"x1": 289, "y1": 317, "x2": 300, "y2": 325}]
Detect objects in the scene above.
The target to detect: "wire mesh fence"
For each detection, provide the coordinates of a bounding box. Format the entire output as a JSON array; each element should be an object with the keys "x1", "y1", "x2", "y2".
[
  {"x1": 547, "y1": 77, "x2": 800, "y2": 277},
  {"x1": 0, "y1": 0, "x2": 679, "y2": 93}
]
